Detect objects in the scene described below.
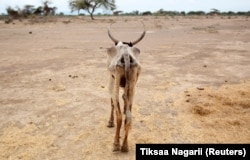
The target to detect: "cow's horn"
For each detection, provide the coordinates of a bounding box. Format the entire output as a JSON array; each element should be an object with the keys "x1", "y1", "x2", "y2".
[
  {"x1": 131, "y1": 22, "x2": 146, "y2": 45},
  {"x1": 108, "y1": 23, "x2": 119, "y2": 44}
]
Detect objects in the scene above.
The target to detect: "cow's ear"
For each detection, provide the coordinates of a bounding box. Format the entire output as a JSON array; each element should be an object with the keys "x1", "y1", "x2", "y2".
[
  {"x1": 107, "y1": 46, "x2": 117, "y2": 57},
  {"x1": 132, "y1": 47, "x2": 140, "y2": 57}
]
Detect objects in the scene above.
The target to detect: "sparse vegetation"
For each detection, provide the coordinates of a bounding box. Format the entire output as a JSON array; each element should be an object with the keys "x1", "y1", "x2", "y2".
[
  {"x1": 5, "y1": 1, "x2": 57, "y2": 23},
  {"x1": 2, "y1": 1, "x2": 250, "y2": 22}
]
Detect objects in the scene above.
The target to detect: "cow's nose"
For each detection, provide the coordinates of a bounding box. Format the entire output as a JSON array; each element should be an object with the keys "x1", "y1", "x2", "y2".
[
  {"x1": 121, "y1": 55, "x2": 133, "y2": 63},
  {"x1": 121, "y1": 56, "x2": 125, "y2": 64},
  {"x1": 117, "y1": 57, "x2": 125, "y2": 67}
]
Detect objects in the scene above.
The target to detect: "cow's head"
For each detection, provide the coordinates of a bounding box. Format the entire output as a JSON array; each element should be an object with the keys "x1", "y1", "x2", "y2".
[{"x1": 107, "y1": 23, "x2": 146, "y2": 70}]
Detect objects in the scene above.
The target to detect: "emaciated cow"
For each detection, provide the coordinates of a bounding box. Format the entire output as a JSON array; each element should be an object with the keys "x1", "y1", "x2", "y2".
[{"x1": 106, "y1": 24, "x2": 146, "y2": 152}]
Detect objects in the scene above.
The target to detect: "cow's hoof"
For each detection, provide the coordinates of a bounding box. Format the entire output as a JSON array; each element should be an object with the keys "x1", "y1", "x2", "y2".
[
  {"x1": 107, "y1": 121, "x2": 114, "y2": 128},
  {"x1": 113, "y1": 143, "x2": 120, "y2": 152},
  {"x1": 121, "y1": 145, "x2": 129, "y2": 152}
]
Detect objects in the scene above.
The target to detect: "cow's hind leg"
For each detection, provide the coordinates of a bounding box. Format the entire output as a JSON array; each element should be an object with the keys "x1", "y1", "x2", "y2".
[
  {"x1": 122, "y1": 93, "x2": 127, "y2": 115},
  {"x1": 121, "y1": 91, "x2": 130, "y2": 152},
  {"x1": 113, "y1": 72, "x2": 122, "y2": 152},
  {"x1": 121, "y1": 109, "x2": 131, "y2": 152},
  {"x1": 121, "y1": 68, "x2": 137, "y2": 152},
  {"x1": 113, "y1": 106, "x2": 122, "y2": 152},
  {"x1": 108, "y1": 98, "x2": 115, "y2": 127}
]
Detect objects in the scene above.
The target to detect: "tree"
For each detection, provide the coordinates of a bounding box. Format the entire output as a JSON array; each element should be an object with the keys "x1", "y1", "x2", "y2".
[
  {"x1": 69, "y1": 0, "x2": 86, "y2": 15},
  {"x1": 142, "y1": 11, "x2": 152, "y2": 16},
  {"x1": 43, "y1": 1, "x2": 57, "y2": 16},
  {"x1": 22, "y1": 5, "x2": 35, "y2": 17},
  {"x1": 180, "y1": 11, "x2": 186, "y2": 16},
  {"x1": 6, "y1": 6, "x2": 20, "y2": 19},
  {"x1": 69, "y1": 0, "x2": 116, "y2": 20},
  {"x1": 113, "y1": 10, "x2": 123, "y2": 16},
  {"x1": 33, "y1": 6, "x2": 43, "y2": 15},
  {"x1": 209, "y1": 8, "x2": 220, "y2": 15},
  {"x1": 187, "y1": 11, "x2": 205, "y2": 15}
]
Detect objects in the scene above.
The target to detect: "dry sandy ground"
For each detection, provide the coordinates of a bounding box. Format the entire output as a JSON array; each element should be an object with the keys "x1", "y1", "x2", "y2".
[{"x1": 0, "y1": 16, "x2": 250, "y2": 159}]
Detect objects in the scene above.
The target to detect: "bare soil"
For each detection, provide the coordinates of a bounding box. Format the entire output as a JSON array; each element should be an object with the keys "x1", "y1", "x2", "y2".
[{"x1": 0, "y1": 16, "x2": 249, "y2": 160}]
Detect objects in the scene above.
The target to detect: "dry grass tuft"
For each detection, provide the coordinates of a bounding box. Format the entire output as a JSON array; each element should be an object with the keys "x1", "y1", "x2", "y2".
[{"x1": 179, "y1": 81, "x2": 250, "y2": 143}]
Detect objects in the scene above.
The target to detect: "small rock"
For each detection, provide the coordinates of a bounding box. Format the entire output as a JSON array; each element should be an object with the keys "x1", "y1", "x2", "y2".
[{"x1": 197, "y1": 87, "x2": 204, "y2": 90}]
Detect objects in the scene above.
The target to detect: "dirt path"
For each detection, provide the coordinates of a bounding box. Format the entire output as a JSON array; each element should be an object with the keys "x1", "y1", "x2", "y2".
[{"x1": 0, "y1": 16, "x2": 249, "y2": 159}]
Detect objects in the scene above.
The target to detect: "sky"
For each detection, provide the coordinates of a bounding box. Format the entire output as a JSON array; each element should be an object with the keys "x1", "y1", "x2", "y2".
[{"x1": 0, "y1": 0, "x2": 250, "y2": 15}]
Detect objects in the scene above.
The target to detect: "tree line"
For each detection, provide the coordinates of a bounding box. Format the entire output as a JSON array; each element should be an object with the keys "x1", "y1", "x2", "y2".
[
  {"x1": 125, "y1": 9, "x2": 250, "y2": 16},
  {"x1": 4, "y1": 0, "x2": 250, "y2": 21},
  {"x1": 6, "y1": 1, "x2": 56, "y2": 19}
]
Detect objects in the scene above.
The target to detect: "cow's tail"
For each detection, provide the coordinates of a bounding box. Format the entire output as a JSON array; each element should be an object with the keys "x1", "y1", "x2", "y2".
[{"x1": 123, "y1": 53, "x2": 132, "y2": 130}]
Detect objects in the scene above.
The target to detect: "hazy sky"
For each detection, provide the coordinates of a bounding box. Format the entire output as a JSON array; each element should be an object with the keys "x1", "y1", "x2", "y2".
[{"x1": 1, "y1": 0, "x2": 250, "y2": 14}]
